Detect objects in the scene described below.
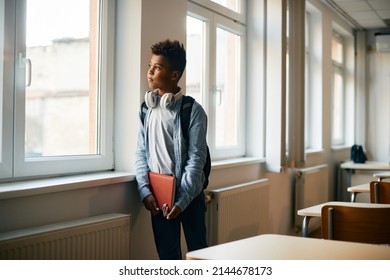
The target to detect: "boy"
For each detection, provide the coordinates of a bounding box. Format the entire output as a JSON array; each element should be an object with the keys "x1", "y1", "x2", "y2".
[{"x1": 135, "y1": 39, "x2": 208, "y2": 259}]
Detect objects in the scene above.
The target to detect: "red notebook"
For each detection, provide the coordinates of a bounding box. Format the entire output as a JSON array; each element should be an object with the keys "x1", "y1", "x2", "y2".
[{"x1": 148, "y1": 172, "x2": 176, "y2": 210}]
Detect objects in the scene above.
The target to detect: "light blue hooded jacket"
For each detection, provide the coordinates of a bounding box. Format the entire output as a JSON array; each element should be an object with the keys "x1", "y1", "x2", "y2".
[{"x1": 135, "y1": 96, "x2": 208, "y2": 211}]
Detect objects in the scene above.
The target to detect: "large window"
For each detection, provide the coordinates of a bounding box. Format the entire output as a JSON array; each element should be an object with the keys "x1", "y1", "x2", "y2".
[
  {"x1": 331, "y1": 32, "x2": 345, "y2": 146},
  {"x1": 0, "y1": 0, "x2": 114, "y2": 180},
  {"x1": 186, "y1": 0, "x2": 246, "y2": 159}
]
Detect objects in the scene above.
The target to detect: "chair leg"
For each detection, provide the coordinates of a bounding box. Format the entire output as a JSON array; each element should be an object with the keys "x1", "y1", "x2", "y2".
[
  {"x1": 328, "y1": 207, "x2": 334, "y2": 240},
  {"x1": 374, "y1": 182, "x2": 379, "y2": 203}
]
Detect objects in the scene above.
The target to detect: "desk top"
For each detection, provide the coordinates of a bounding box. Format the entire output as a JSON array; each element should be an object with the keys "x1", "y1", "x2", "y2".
[
  {"x1": 186, "y1": 234, "x2": 390, "y2": 260},
  {"x1": 373, "y1": 171, "x2": 390, "y2": 179},
  {"x1": 340, "y1": 161, "x2": 390, "y2": 170},
  {"x1": 297, "y1": 201, "x2": 390, "y2": 217},
  {"x1": 347, "y1": 183, "x2": 370, "y2": 193}
]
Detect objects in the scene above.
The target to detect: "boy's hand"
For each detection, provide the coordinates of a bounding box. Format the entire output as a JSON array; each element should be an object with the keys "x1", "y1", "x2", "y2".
[
  {"x1": 143, "y1": 194, "x2": 159, "y2": 216},
  {"x1": 165, "y1": 205, "x2": 181, "y2": 220},
  {"x1": 161, "y1": 203, "x2": 169, "y2": 217}
]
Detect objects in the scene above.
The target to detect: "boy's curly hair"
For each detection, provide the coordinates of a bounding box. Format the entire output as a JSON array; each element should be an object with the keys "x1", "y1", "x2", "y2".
[{"x1": 151, "y1": 39, "x2": 186, "y2": 78}]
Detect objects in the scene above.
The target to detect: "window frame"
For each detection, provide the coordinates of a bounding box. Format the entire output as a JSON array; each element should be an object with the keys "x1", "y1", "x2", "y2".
[
  {"x1": 190, "y1": 0, "x2": 246, "y2": 22},
  {"x1": 0, "y1": 0, "x2": 15, "y2": 178},
  {"x1": 331, "y1": 31, "x2": 346, "y2": 146},
  {"x1": 187, "y1": 1, "x2": 246, "y2": 160},
  {"x1": 0, "y1": 0, "x2": 114, "y2": 180},
  {"x1": 305, "y1": 3, "x2": 323, "y2": 152}
]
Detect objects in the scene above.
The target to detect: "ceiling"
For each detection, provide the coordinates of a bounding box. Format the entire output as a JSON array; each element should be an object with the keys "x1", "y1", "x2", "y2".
[{"x1": 323, "y1": 0, "x2": 390, "y2": 30}]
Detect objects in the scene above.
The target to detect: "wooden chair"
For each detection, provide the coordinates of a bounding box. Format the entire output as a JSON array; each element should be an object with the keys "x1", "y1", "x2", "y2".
[
  {"x1": 321, "y1": 205, "x2": 390, "y2": 244},
  {"x1": 370, "y1": 181, "x2": 390, "y2": 203}
]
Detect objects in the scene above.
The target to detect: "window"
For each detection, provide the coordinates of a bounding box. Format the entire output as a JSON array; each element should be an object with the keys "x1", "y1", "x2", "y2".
[
  {"x1": 0, "y1": 0, "x2": 114, "y2": 180},
  {"x1": 305, "y1": 4, "x2": 322, "y2": 151},
  {"x1": 331, "y1": 32, "x2": 345, "y2": 146},
  {"x1": 187, "y1": 0, "x2": 246, "y2": 159}
]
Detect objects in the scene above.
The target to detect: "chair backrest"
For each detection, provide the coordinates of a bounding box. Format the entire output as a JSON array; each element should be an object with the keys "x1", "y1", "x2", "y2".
[
  {"x1": 370, "y1": 181, "x2": 390, "y2": 203},
  {"x1": 321, "y1": 205, "x2": 390, "y2": 244}
]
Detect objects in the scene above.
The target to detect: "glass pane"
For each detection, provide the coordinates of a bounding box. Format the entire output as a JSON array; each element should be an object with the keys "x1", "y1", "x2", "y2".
[
  {"x1": 25, "y1": 0, "x2": 99, "y2": 157},
  {"x1": 332, "y1": 38, "x2": 343, "y2": 64},
  {"x1": 211, "y1": 0, "x2": 240, "y2": 12},
  {"x1": 332, "y1": 72, "x2": 344, "y2": 144},
  {"x1": 0, "y1": 0, "x2": 4, "y2": 158},
  {"x1": 215, "y1": 27, "x2": 240, "y2": 147},
  {"x1": 186, "y1": 16, "x2": 204, "y2": 105}
]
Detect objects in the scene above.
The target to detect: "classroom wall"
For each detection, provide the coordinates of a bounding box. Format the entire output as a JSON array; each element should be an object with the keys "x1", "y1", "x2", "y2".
[{"x1": 366, "y1": 30, "x2": 390, "y2": 162}]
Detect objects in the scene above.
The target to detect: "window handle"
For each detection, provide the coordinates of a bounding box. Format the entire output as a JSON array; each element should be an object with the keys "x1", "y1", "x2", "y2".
[{"x1": 19, "y1": 53, "x2": 32, "y2": 87}]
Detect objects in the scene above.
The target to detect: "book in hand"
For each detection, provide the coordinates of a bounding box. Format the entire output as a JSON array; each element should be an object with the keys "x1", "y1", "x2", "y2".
[{"x1": 148, "y1": 172, "x2": 176, "y2": 211}]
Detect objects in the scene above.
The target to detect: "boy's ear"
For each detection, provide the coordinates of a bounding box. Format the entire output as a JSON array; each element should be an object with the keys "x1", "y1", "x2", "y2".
[{"x1": 171, "y1": 70, "x2": 181, "y2": 81}]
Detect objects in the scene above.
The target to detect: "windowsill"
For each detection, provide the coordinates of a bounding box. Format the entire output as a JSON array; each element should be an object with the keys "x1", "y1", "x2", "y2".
[
  {"x1": 0, "y1": 171, "x2": 135, "y2": 200},
  {"x1": 305, "y1": 148, "x2": 324, "y2": 155},
  {"x1": 331, "y1": 145, "x2": 351, "y2": 152},
  {"x1": 211, "y1": 157, "x2": 265, "y2": 170},
  {"x1": 0, "y1": 157, "x2": 264, "y2": 200}
]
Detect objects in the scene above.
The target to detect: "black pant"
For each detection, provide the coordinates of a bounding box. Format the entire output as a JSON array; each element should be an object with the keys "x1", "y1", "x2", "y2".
[{"x1": 151, "y1": 192, "x2": 208, "y2": 259}]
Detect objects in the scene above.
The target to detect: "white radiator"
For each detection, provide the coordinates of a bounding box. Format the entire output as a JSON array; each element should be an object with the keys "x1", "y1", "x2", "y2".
[
  {"x1": 206, "y1": 179, "x2": 270, "y2": 246},
  {"x1": 293, "y1": 164, "x2": 329, "y2": 233},
  {"x1": 0, "y1": 213, "x2": 131, "y2": 260}
]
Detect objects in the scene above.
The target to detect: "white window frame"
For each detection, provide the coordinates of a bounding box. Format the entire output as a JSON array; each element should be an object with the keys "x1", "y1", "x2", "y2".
[
  {"x1": 187, "y1": 1, "x2": 246, "y2": 160},
  {"x1": 0, "y1": 0, "x2": 14, "y2": 178},
  {"x1": 190, "y1": 0, "x2": 246, "y2": 22},
  {"x1": 0, "y1": 0, "x2": 114, "y2": 180},
  {"x1": 331, "y1": 31, "x2": 345, "y2": 146},
  {"x1": 264, "y1": 0, "x2": 287, "y2": 171},
  {"x1": 305, "y1": 3, "x2": 322, "y2": 152}
]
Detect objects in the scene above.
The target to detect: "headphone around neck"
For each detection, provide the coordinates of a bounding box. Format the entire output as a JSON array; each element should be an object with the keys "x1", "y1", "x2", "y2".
[{"x1": 144, "y1": 89, "x2": 183, "y2": 110}]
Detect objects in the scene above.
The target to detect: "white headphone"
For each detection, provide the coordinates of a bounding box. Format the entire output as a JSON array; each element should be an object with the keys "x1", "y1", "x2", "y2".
[{"x1": 144, "y1": 89, "x2": 183, "y2": 110}]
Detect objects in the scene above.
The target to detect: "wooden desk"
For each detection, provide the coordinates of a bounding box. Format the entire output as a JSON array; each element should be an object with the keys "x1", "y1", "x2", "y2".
[
  {"x1": 186, "y1": 234, "x2": 390, "y2": 260},
  {"x1": 347, "y1": 183, "x2": 369, "y2": 202},
  {"x1": 373, "y1": 171, "x2": 390, "y2": 181},
  {"x1": 340, "y1": 161, "x2": 390, "y2": 201},
  {"x1": 297, "y1": 201, "x2": 390, "y2": 237}
]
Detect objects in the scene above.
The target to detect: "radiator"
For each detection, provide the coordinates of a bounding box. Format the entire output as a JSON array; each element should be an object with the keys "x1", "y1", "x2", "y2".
[
  {"x1": 206, "y1": 179, "x2": 270, "y2": 246},
  {"x1": 293, "y1": 164, "x2": 329, "y2": 233},
  {"x1": 0, "y1": 213, "x2": 131, "y2": 260}
]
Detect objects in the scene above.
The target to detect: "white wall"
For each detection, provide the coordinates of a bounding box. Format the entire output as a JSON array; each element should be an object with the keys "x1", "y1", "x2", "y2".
[
  {"x1": 115, "y1": 0, "x2": 187, "y2": 173},
  {"x1": 367, "y1": 47, "x2": 390, "y2": 162}
]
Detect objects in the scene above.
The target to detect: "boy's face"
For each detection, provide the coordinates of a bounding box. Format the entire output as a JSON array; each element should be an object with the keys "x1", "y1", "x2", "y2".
[{"x1": 147, "y1": 55, "x2": 179, "y2": 94}]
